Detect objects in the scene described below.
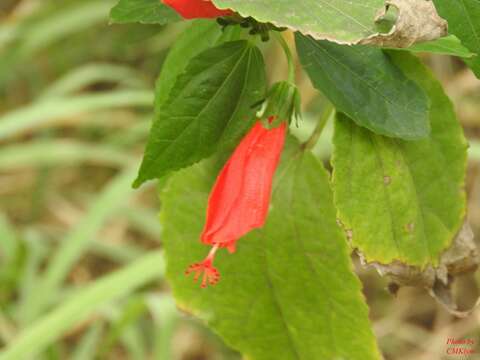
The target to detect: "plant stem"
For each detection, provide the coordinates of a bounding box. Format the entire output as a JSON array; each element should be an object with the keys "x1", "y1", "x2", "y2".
[
  {"x1": 273, "y1": 32, "x2": 295, "y2": 84},
  {"x1": 303, "y1": 103, "x2": 334, "y2": 151}
]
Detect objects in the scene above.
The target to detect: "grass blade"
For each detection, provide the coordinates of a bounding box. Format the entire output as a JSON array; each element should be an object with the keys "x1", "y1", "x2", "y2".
[
  {"x1": 0, "y1": 251, "x2": 164, "y2": 360},
  {"x1": 0, "y1": 141, "x2": 136, "y2": 170},
  {"x1": 41, "y1": 63, "x2": 147, "y2": 99},
  {"x1": 0, "y1": 91, "x2": 153, "y2": 140},
  {"x1": 18, "y1": 166, "x2": 140, "y2": 323}
]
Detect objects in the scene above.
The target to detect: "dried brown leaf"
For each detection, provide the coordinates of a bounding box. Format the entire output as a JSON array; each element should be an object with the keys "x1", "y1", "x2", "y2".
[
  {"x1": 361, "y1": 0, "x2": 448, "y2": 47},
  {"x1": 358, "y1": 222, "x2": 480, "y2": 317}
]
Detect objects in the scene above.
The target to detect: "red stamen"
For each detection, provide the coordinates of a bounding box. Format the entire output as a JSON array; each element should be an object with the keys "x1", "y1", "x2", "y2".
[{"x1": 185, "y1": 244, "x2": 221, "y2": 288}]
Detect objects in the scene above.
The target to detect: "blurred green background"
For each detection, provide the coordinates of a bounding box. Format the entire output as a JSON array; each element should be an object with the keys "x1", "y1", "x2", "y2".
[{"x1": 0, "y1": 1, "x2": 479, "y2": 359}]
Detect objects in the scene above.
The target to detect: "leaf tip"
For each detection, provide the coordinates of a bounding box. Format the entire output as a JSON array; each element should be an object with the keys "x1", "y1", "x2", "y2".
[{"x1": 131, "y1": 177, "x2": 144, "y2": 189}]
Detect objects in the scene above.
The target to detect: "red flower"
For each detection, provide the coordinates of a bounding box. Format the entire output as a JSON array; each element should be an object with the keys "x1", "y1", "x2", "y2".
[
  {"x1": 186, "y1": 119, "x2": 287, "y2": 288},
  {"x1": 163, "y1": 0, "x2": 233, "y2": 19}
]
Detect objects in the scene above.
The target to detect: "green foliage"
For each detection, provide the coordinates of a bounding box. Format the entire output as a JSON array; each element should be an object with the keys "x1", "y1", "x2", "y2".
[
  {"x1": 0, "y1": 2, "x2": 241, "y2": 359},
  {"x1": 332, "y1": 52, "x2": 467, "y2": 266},
  {"x1": 212, "y1": 0, "x2": 387, "y2": 44},
  {"x1": 3, "y1": 0, "x2": 480, "y2": 358},
  {"x1": 295, "y1": 34, "x2": 430, "y2": 140},
  {"x1": 134, "y1": 40, "x2": 266, "y2": 187},
  {"x1": 405, "y1": 35, "x2": 476, "y2": 58},
  {"x1": 433, "y1": 0, "x2": 480, "y2": 78},
  {"x1": 161, "y1": 138, "x2": 381, "y2": 360},
  {"x1": 154, "y1": 20, "x2": 242, "y2": 112},
  {"x1": 110, "y1": 0, "x2": 181, "y2": 24}
]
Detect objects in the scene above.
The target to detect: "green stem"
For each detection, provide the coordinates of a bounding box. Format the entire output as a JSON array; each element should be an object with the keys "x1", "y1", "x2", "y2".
[
  {"x1": 274, "y1": 32, "x2": 295, "y2": 84},
  {"x1": 303, "y1": 103, "x2": 334, "y2": 151}
]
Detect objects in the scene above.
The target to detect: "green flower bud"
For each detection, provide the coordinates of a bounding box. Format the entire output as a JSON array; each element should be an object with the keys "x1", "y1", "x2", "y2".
[{"x1": 260, "y1": 81, "x2": 302, "y2": 128}]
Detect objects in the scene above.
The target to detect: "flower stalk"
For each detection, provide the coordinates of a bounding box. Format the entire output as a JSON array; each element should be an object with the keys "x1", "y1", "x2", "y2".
[{"x1": 303, "y1": 103, "x2": 334, "y2": 151}]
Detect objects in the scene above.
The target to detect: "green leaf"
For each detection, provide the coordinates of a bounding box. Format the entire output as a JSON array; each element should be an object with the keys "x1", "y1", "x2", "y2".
[
  {"x1": 405, "y1": 35, "x2": 476, "y2": 58},
  {"x1": 154, "y1": 20, "x2": 242, "y2": 113},
  {"x1": 295, "y1": 34, "x2": 430, "y2": 140},
  {"x1": 433, "y1": 0, "x2": 480, "y2": 78},
  {"x1": 332, "y1": 52, "x2": 467, "y2": 266},
  {"x1": 134, "y1": 40, "x2": 266, "y2": 187},
  {"x1": 161, "y1": 139, "x2": 381, "y2": 360},
  {"x1": 110, "y1": 0, "x2": 181, "y2": 25},
  {"x1": 212, "y1": 0, "x2": 386, "y2": 44}
]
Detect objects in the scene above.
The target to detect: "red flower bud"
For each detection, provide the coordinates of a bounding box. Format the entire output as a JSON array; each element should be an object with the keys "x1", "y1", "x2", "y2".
[
  {"x1": 163, "y1": 0, "x2": 233, "y2": 19},
  {"x1": 186, "y1": 119, "x2": 287, "y2": 287}
]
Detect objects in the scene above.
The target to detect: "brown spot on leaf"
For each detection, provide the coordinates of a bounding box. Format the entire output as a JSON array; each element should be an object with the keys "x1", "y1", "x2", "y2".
[
  {"x1": 346, "y1": 229, "x2": 353, "y2": 240},
  {"x1": 336, "y1": 218, "x2": 353, "y2": 243},
  {"x1": 405, "y1": 222, "x2": 415, "y2": 233},
  {"x1": 387, "y1": 282, "x2": 400, "y2": 296},
  {"x1": 384, "y1": 176, "x2": 391, "y2": 185}
]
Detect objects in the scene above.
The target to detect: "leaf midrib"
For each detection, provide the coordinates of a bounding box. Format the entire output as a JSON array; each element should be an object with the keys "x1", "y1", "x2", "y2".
[
  {"x1": 306, "y1": 37, "x2": 424, "y2": 119},
  {"x1": 256, "y1": 155, "x2": 302, "y2": 360},
  {"x1": 288, "y1": 157, "x2": 340, "y2": 357},
  {"x1": 306, "y1": 0, "x2": 371, "y2": 32},
  {"x1": 459, "y1": 0, "x2": 480, "y2": 50},
  {"x1": 143, "y1": 44, "x2": 250, "y2": 176},
  {"x1": 369, "y1": 135, "x2": 402, "y2": 257},
  {"x1": 217, "y1": 47, "x2": 257, "y2": 147},
  {"x1": 256, "y1": 153, "x2": 341, "y2": 359}
]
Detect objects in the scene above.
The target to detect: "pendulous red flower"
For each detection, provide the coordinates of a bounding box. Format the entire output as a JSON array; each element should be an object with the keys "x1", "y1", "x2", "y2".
[
  {"x1": 186, "y1": 119, "x2": 287, "y2": 288},
  {"x1": 163, "y1": 0, "x2": 233, "y2": 19}
]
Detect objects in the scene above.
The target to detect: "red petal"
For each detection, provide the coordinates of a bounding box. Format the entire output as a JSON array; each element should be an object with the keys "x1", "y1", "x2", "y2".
[
  {"x1": 201, "y1": 121, "x2": 287, "y2": 249},
  {"x1": 163, "y1": 0, "x2": 233, "y2": 19},
  {"x1": 202, "y1": 124, "x2": 263, "y2": 239}
]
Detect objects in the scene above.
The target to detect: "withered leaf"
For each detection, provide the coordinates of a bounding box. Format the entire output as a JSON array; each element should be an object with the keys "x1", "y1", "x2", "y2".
[
  {"x1": 359, "y1": 222, "x2": 480, "y2": 317},
  {"x1": 362, "y1": 0, "x2": 448, "y2": 47}
]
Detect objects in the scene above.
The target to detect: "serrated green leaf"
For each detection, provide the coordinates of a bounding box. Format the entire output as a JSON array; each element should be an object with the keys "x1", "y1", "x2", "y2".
[
  {"x1": 213, "y1": 0, "x2": 386, "y2": 44},
  {"x1": 332, "y1": 52, "x2": 467, "y2": 266},
  {"x1": 161, "y1": 138, "x2": 381, "y2": 360},
  {"x1": 134, "y1": 40, "x2": 266, "y2": 187},
  {"x1": 296, "y1": 33, "x2": 430, "y2": 140},
  {"x1": 110, "y1": 0, "x2": 181, "y2": 25},
  {"x1": 433, "y1": 0, "x2": 480, "y2": 78},
  {"x1": 405, "y1": 35, "x2": 476, "y2": 58},
  {"x1": 155, "y1": 20, "x2": 242, "y2": 113}
]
